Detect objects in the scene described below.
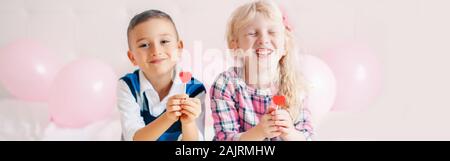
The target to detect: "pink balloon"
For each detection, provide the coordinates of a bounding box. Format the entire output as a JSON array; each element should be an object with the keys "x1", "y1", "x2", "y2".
[
  {"x1": 321, "y1": 43, "x2": 382, "y2": 111},
  {"x1": 299, "y1": 55, "x2": 336, "y2": 122},
  {"x1": 48, "y1": 59, "x2": 117, "y2": 128},
  {"x1": 0, "y1": 39, "x2": 63, "y2": 102}
]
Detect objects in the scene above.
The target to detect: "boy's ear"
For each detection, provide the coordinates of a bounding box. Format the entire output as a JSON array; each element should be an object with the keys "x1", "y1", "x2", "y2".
[
  {"x1": 178, "y1": 40, "x2": 184, "y2": 50},
  {"x1": 127, "y1": 51, "x2": 138, "y2": 66},
  {"x1": 177, "y1": 40, "x2": 184, "y2": 56}
]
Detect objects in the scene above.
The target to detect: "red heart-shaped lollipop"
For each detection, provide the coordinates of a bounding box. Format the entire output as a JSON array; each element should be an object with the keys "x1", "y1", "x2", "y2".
[
  {"x1": 272, "y1": 95, "x2": 286, "y2": 106},
  {"x1": 179, "y1": 71, "x2": 192, "y2": 83}
]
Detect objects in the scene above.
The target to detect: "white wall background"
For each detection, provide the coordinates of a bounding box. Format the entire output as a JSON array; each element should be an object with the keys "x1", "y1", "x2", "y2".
[{"x1": 1, "y1": 0, "x2": 450, "y2": 140}]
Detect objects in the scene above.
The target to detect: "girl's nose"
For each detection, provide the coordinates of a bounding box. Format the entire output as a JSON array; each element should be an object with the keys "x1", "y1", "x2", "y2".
[{"x1": 257, "y1": 33, "x2": 270, "y2": 46}]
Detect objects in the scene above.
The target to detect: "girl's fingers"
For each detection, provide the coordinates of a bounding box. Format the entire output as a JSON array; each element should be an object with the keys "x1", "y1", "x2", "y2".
[
  {"x1": 273, "y1": 112, "x2": 291, "y2": 121},
  {"x1": 268, "y1": 126, "x2": 280, "y2": 132},
  {"x1": 272, "y1": 115, "x2": 287, "y2": 123},
  {"x1": 267, "y1": 123, "x2": 279, "y2": 130},
  {"x1": 278, "y1": 127, "x2": 291, "y2": 134},
  {"x1": 263, "y1": 116, "x2": 277, "y2": 126},
  {"x1": 263, "y1": 126, "x2": 280, "y2": 138},
  {"x1": 268, "y1": 104, "x2": 277, "y2": 114},
  {"x1": 277, "y1": 127, "x2": 290, "y2": 134},
  {"x1": 266, "y1": 114, "x2": 276, "y2": 122},
  {"x1": 274, "y1": 120, "x2": 290, "y2": 128},
  {"x1": 269, "y1": 131, "x2": 282, "y2": 138}
]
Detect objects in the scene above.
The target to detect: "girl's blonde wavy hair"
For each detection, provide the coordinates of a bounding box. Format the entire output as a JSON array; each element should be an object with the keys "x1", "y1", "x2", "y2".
[{"x1": 226, "y1": 0, "x2": 308, "y2": 121}]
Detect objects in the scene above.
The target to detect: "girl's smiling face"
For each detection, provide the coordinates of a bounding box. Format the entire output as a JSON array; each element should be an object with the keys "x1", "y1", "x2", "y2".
[
  {"x1": 234, "y1": 13, "x2": 286, "y2": 75},
  {"x1": 127, "y1": 18, "x2": 183, "y2": 78}
]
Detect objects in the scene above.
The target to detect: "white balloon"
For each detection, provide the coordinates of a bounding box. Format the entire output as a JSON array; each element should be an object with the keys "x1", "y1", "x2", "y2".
[{"x1": 299, "y1": 55, "x2": 337, "y2": 125}]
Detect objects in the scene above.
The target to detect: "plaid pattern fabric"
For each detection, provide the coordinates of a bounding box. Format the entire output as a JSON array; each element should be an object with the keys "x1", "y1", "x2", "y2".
[{"x1": 210, "y1": 67, "x2": 314, "y2": 141}]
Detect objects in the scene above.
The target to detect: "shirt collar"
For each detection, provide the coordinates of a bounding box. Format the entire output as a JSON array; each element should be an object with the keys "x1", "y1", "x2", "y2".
[{"x1": 138, "y1": 65, "x2": 185, "y2": 101}]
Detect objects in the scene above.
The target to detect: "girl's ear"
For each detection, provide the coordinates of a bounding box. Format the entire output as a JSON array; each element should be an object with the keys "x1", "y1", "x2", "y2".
[
  {"x1": 127, "y1": 51, "x2": 138, "y2": 66},
  {"x1": 282, "y1": 49, "x2": 287, "y2": 57},
  {"x1": 282, "y1": 36, "x2": 289, "y2": 56},
  {"x1": 230, "y1": 39, "x2": 238, "y2": 49}
]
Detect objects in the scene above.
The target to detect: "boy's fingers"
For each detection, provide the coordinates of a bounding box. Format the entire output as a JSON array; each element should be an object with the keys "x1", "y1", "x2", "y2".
[
  {"x1": 167, "y1": 99, "x2": 181, "y2": 106},
  {"x1": 181, "y1": 109, "x2": 196, "y2": 118},
  {"x1": 181, "y1": 101, "x2": 200, "y2": 110},
  {"x1": 181, "y1": 105, "x2": 200, "y2": 115},
  {"x1": 171, "y1": 94, "x2": 189, "y2": 99},
  {"x1": 168, "y1": 97, "x2": 192, "y2": 106},
  {"x1": 168, "y1": 105, "x2": 181, "y2": 112},
  {"x1": 187, "y1": 98, "x2": 201, "y2": 105}
]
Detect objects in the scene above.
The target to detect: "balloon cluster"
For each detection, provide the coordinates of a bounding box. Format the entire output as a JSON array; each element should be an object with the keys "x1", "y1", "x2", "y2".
[
  {"x1": 298, "y1": 44, "x2": 382, "y2": 123},
  {"x1": 0, "y1": 39, "x2": 117, "y2": 128}
]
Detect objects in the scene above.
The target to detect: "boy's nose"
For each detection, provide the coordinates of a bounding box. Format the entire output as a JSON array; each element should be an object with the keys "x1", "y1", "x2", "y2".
[{"x1": 150, "y1": 44, "x2": 162, "y2": 56}]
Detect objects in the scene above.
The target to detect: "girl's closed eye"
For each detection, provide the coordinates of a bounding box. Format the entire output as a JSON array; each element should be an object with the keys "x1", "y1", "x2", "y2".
[
  {"x1": 248, "y1": 32, "x2": 257, "y2": 37},
  {"x1": 268, "y1": 30, "x2": 278, "y2": 35}
]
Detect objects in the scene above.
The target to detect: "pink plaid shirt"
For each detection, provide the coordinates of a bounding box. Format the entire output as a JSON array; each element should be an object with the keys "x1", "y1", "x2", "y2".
[{"x1": 210, "y1": 67, "x2": 314, "y2": 141}]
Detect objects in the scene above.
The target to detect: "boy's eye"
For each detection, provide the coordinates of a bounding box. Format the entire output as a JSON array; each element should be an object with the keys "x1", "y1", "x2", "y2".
[
  {"x1": 139, "y1": 43, "x2": 149, "y2": 48},
  {"x1": 161, "y1": 40, "x2": 170, "y2": 44}
]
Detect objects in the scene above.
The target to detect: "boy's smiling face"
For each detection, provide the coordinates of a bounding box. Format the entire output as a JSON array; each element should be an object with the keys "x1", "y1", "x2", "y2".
[{"x1": 127, "y1": 18, "x2": 183, "y2": 78}]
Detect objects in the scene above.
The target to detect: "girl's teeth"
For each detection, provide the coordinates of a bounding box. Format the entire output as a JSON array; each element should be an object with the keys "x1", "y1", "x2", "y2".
[{"x1": 256, "y1": 49, "x2": 272, "y2": 55}]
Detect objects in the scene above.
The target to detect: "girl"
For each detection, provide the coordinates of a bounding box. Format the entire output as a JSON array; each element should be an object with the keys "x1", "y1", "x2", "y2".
[{"x1": 210, "y1": 0, "x2": 313, "y2": 141}]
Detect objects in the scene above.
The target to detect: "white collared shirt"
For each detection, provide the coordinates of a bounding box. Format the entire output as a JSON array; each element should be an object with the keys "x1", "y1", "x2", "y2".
[{"x1": 117, "y1": 65, "x2": 205, "y2": 141}]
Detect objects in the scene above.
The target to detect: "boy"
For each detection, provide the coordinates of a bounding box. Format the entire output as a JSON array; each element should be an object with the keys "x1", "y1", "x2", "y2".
[{"x1": 117, "y1": 10, "x2": 206, "y2": 141}]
